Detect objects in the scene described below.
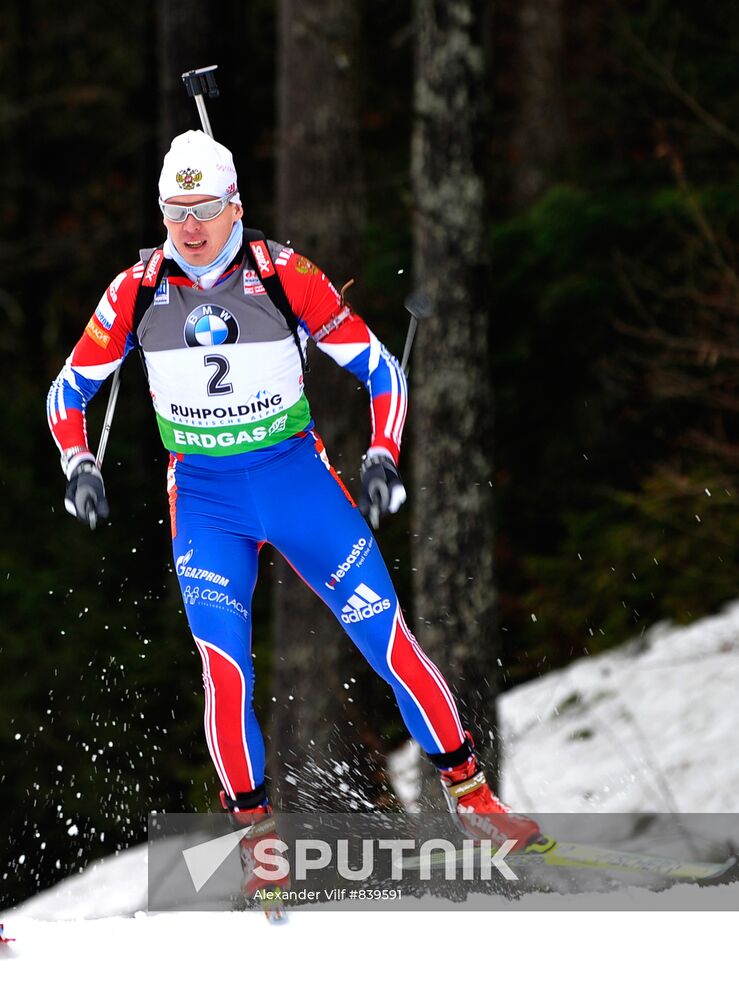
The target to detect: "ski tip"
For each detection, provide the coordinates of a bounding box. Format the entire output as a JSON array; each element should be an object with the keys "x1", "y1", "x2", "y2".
[{"x1": 699, "y1": 855, "x2": 738, "y2": 881}]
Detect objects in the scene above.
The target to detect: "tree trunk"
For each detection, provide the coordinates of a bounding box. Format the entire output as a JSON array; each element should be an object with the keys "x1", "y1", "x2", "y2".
[
  {"x1": 510, "y1": 0, "x2": 568, "y2": 208},
  {"x1": 270, "y1": 0, "x2": 387, "y2": 809},
  {"x1": 156, "y1": 2, "x2": 249, "y2": 159},
  {"x1": 411, "y1": 0, "x2": 500, "y2": 791},
  {"x1": 157, "y1": 0, "x2": 213, "y2": 157}
]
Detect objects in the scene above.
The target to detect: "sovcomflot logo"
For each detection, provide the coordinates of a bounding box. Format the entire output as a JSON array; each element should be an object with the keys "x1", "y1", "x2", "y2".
[{"x1": 184, "y1": 304, "x2": 239, "y2": 347}]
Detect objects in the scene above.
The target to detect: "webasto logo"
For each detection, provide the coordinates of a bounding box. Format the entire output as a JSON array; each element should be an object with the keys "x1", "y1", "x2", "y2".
[{"x1": 324, "y1": 537, "x2": 370, "y2": 590}]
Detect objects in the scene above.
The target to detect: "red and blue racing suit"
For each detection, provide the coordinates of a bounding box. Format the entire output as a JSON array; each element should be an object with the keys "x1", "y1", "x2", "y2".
[{"x1": 47, "y1": 241, "x2": 465, "y2": 800}]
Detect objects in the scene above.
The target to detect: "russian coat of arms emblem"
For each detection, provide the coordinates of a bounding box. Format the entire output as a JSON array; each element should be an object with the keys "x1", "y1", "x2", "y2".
[{"x1": 175, "y1": 168, "x2": 203, "y2": 191}]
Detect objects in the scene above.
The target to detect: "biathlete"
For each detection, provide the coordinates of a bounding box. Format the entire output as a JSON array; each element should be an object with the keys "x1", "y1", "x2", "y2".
[{"x1": 47, "y1": 130, "x2": 540, "y2": 879}]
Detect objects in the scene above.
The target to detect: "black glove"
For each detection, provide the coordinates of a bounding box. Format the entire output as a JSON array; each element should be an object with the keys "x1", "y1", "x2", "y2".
[
  {"x1": 358, "y1": 452, "x2": 407, "y2": 529},
  {"x1": 64, "y1": 460, "x2": 109, "y2": 530}
]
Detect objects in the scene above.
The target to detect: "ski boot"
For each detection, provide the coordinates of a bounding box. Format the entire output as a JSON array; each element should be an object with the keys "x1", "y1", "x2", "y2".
[
  {"x1": 432, "y1": 735, "x2": 542, "y2": 852},
  {"x1": 220, "y1": 788, "x2": 290, "y2": 919}
]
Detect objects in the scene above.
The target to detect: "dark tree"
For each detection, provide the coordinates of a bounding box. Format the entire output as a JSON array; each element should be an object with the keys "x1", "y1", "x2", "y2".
[
  {"x1": 509, "y1": 0, "x2": 568, "y2": 208},
  {"x1": 157, "y1": 0, "x2": 209, "y2": 156},
  {"x1": 411, "y1": 0, "x2": 499, "y2": 785},
  {"x1": 269, "y1": 0, "x2": 391, "y2": 808}
]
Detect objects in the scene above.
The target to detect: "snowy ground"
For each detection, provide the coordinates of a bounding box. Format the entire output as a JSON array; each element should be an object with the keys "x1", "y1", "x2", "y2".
[
  {"x1": 3, "y1": 603, "x2": 739, "y2": 996},
  {"x1": 499, "y1": 600, "x2": 739, "y2": 814},
  {"x1": 391, "y1": 599, "x2": 739, "y2": 820}
]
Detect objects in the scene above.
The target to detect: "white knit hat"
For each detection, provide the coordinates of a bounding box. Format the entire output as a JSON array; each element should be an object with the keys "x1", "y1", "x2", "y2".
[{"x1": 158, "y1": 130, "x2": 241, "y2": 204}]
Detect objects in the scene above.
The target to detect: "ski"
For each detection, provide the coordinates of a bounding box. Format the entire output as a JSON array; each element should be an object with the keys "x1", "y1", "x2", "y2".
[
  {"x1": 0, "y1": 923, "x2": 15, "y2": 945},
  {"x1": 259, "y1": 886, "x2": 288, "y2": 924},
  {"x1": 402, "y1": 835, "x2": 736, "y2": 882},
  {"x1": 513, "y1": 836, "x2": 735, "y2": 880}
]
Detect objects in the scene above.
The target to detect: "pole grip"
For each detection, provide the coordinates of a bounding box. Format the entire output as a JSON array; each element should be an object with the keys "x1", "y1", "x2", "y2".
[
  {"x1": 182, "y1": 66, "x2": 219, "y2": 137},
  {"x1": 181, "y1": 66, "x2": 219, "y2": 99}
]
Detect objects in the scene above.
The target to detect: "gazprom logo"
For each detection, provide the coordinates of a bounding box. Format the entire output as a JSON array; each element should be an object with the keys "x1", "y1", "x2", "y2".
[
  {"x1": 175, "y1": 549, "x2": 194, "y2": 573},
  {"x1": 184, "y1": 304, "x2": 239, "y2": 347}
]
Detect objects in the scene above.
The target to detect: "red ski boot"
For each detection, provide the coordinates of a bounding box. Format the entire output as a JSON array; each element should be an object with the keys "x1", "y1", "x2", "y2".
[
  {"x1": 438, "y1": 748, "x2": 541, "y2": 852},
  {"x1": 220, "y1": 790, "x2": 290, "y2": 904}
]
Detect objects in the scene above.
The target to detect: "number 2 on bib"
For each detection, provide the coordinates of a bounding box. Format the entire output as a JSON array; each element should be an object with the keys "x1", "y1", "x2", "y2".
[{"x1": 204, "y1": 355, "x2": 233, "y2": 396}]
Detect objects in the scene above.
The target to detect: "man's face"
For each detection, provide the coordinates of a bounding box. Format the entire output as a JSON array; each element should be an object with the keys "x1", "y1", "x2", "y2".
[{"x1": 162, "y1": 194, "x2": 243, "y2": 267}]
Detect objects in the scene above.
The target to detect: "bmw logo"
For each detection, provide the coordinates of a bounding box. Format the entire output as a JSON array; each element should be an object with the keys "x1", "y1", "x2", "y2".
[{"x1": 184, "y1": 305, "x2": 240, "y2": 347}]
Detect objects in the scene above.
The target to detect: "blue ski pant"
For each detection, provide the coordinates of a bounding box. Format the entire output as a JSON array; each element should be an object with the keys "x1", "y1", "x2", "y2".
[{"x1": 167, "y1": 431, "x2": 465, "y2": 799}]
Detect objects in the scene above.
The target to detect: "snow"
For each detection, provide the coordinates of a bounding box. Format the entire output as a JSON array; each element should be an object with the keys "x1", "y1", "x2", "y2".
[
  {"x1": 4, "y1": 908, "x2": 733, "y2": 998},
  {"x1": 500, "y1": 599, "x2": 739, "y2": 813},
  {"x1": 3, "y1": 603, "x2": 739, "y2": 996}
]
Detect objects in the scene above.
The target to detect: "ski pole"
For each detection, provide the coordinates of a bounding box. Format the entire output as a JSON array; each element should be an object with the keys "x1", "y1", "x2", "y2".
[
  {"x1": 95, "y1": 65, "x2": 221, "y2": 469},
  {"x1": 181, "y1": 66, "x2": 219, "y2": 138},
  {"x1": 364, "y1": 291, "x2": 434, "y2": 528},
  {"x1": 400, "y1": 291, "x2": 434, "y2": 376},
  {"x1": 94, "y1": 368, "x2": 121, "y2": 469}
]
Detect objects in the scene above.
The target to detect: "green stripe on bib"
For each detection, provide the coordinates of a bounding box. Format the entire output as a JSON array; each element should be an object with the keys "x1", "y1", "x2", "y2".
[{"x1": 157, "y1": 397, "x2": 311, "y2": 455}]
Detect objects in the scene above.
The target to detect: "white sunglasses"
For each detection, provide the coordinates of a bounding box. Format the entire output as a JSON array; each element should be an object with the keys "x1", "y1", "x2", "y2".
[{"x1": 159, "y1": 194, "x2": 235, "y2": 223}]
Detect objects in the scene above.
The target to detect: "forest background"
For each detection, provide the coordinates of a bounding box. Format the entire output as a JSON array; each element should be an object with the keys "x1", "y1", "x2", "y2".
[{"x1": 2, "y1": 0, "x2": 739, "y2": 908}]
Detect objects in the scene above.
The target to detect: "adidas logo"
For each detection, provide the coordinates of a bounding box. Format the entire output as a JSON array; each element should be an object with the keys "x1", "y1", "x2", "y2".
[{"x1": 340, "y1": 583, "x2": 391, "y2": 624}]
